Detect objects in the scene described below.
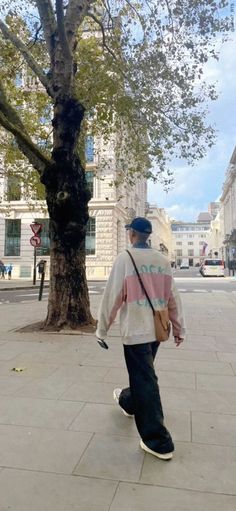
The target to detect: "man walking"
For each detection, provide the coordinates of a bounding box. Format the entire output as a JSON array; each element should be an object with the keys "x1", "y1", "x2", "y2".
[{"x1": 96, "y1": 217, "x2": 185, "y2": 460}]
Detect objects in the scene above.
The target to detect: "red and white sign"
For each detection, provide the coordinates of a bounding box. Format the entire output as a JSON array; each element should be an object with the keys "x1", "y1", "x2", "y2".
[
  {"x1": 30, "y1": 223, "x2": 43, "y2": 235},
  {"x1": 30, "y1": 235, "x2": 41, "y2": 248}
]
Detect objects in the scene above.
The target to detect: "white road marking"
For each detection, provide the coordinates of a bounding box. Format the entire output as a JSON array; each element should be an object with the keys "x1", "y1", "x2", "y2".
[
  {"x1": 193, "y1": 289, "x2": 208, "y2": 293},
  {"x1": 211, "y1": 290, "x2": 227, "y2": 293},
  {"x1": 178, "y1": 289, "x2": 187, "y2": 292}
]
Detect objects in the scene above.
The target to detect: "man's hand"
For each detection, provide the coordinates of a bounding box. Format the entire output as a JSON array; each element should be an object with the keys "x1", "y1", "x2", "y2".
[{"x1": 174, "y1": 336, "x2": 184, "y2": 347}]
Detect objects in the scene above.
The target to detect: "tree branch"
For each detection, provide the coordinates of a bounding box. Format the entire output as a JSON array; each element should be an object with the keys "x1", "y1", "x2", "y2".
[
  {"x1": 28, "y1": 23, "x2": 43, "y2": 49},
  {"x1": 0, "y1": 111, "x2": 51, "y2": 175},
  {"x1": 87, "y1": 12, "x2": 120, "y2": 63},
  {"x1": 0, "y1": 82, "x2": 51, "y2": 175},
  {"x1": 65, "y1": 0, "x2": 93, "y2": 51},
  {"x1": 124, "y1": 0, "x2": 145, "y2": 29},
  {"x1": 35, "y1": 0, "x2": 57, "y2": 61},
  {"x1": 56, "y1": 0, "x2": 72, "y2": 62},
  {"x1": 0, "y1": 19, "x2": 53, "y2": 97}
]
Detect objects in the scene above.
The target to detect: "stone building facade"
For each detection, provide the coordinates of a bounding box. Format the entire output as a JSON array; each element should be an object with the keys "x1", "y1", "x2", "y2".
[
  {"x1": 0, "y1": 139, "x2": 147, "y2": 279},
  {"x1": 220, "y1": 146, "x2": 236, "y2": 269},
  {"x1": 146, "y1": 205, "x2": 172, "y2": 257}
]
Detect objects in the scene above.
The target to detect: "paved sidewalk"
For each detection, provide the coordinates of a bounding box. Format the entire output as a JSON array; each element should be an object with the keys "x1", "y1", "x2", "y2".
[{"x1": 0, "y1": 291, "x2": 236, "y2": 510}]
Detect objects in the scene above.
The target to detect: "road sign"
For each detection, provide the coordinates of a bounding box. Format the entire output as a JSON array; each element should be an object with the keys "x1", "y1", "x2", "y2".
[
  {"x1": 30, "y1": 223, "x2": 43, "y2": 235},
  {"x1": 30, "y1": 235, "x2": 41, "y2": 247}
]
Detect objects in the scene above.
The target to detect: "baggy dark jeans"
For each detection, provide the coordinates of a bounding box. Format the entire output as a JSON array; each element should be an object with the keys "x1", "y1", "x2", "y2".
[{"x1": 119, "y1": 341, "x2": 174, "y2": 454}]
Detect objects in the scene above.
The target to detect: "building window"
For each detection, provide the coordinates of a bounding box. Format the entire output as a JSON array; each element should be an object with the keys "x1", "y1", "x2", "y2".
[
  {"x1": 187, "y1": 234, "x2": 193, "y2": 238},
  {"x1": 4, "y1": 219, "x2": 21, "y2": 256},
  {"x1": 86, "y1": 217, "x2": 96, "y2": 255},
  {"x1": 176, "y1": 249, "x2": 182, "y2": 257},
  {"x1": 188, "y1": 249, "x2": 194, "y2": 256},
  {"x1": 85, "y1": 135, "x2": 94, "y2": 163},
  {"x1": 176, "y1": 242, "x2": 182, "y2": 246},
  {"x1": 6, "y1": 175, "x2": 21, "y2": 201},
  {"x1": 199, "y1": 241, "x2": 205, "y2": 245},
  {"x1": 85, "y1": 171, "x2": 94, "y2": 197},
  {"x1": 188, "y1": 242, "x2": 194, "y2": 245},
  {"x1": 35, "y1": 219, "x2": 50, "y2": 256}
]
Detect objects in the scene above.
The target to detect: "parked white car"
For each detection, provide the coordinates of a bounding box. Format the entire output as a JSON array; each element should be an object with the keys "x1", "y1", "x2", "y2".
[{"x1": 200, "y1": 259, "x2": 224, "y2": 277}]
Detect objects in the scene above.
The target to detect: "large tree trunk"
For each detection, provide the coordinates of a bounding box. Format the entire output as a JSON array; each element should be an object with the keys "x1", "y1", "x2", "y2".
[
  {"x1": 45, "y1": 239, "x2": 93, "y2": 329},
  {"x1": 42, "y1": 97, "x2": 94, "y2": 330}
]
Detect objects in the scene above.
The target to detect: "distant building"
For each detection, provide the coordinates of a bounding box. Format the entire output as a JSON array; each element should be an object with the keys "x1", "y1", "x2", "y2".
[
  {"x1": 208, "y1": 202, "x2": 220, "y2": 220},
  {"x1": 220, "y1": 146, "x2": 236, "y2": 270},
  {"x1": 197, "y1": 212, "x2": 212, "y2": 223},
  {"x1": 171, "y1": 214, "x2": 211, "y2": 267},
  {"x1": 207, "y1": 207, "x2": 224, "y2": 261},
  {"x1": 147, "y1": 205, "x2": 172, "y2": 256}
]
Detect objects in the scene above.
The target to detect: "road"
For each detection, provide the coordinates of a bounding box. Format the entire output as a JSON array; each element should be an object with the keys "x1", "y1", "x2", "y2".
[{"x1": 0, "y1": 268, "x2": 235, "y2": 304}]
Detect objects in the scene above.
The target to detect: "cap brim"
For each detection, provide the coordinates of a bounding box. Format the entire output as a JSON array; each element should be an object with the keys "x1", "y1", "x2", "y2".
[{"x1": 125, "y1": 224, "x2": 131, "y2": 230}]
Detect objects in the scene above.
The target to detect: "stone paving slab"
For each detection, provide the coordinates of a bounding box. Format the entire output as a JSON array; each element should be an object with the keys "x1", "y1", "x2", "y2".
[
  {"x1": 109, "y1": 482, "x2": 236, "y2": 511},
  {"x1": 73, "y1": 433, "x2": 144, "y2": 482},
  {"x1": 60, "y1": 379, "x2": 122, "y2": 404},
  {"x1": 140, "y1": 441, "x2": 236, "y2": 494},
  {"x1": 156, "y1": 357, "x2": 233, "y2": 375},
  {"x1": 192, "y1": 411, "x2": 236, "y2": 446},
  {"x1": 0, "y1": 376, "x2": 34, "y2": 396},
  {"x1": 0, "y1": 469, "x2": 118, "y2": 511},
  {"x1": 217, "y1": 352, "x2": 236, "y2": 362},
  {"x1": 0, "y1": 395, "x2": 84, "y2": 429},
  {"x1": 51, "y1": 364, "x2": 110, "y2": 382},
  {"x1": 159, "y1": 348, "x2": 218, "y2": 361},
  {"x1": 0, "y1": 424, "x2": 92, "y2": 473},
  {"x1": 196, "y1": 373, "x2": 236, "y2": 392},
  {"x1": 0, "y1": 360, "x2": 59, "y2": 379},
  {"x1": 14, "y1": 374, "x2": 82, "y2": 400},
  {"x1": 161, "y1": 387, "x2": 236, "y2": 414}
]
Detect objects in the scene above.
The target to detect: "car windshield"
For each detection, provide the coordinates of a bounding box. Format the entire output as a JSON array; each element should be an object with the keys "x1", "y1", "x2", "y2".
[{"x1": 204, "y1": 260, "x2": 222, "y2": 266}]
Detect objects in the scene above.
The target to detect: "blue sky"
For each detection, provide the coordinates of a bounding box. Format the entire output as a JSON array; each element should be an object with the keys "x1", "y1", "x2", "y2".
[{"x1": 147, "y1": 31, "x2": 236, "y2": 222}]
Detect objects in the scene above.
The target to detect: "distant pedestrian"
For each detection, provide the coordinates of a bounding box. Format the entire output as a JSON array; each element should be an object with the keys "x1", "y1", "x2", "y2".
[
  {"x1": 0, "y1": 260, "x2": 5, "y2": 279},
  {"x1": 7, "y1": 263, "x2": 13, "y2": 280}
]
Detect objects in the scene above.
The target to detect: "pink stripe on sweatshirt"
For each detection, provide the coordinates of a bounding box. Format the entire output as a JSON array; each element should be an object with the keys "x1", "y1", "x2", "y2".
[{"x1": 124, "y1": 273, "x2": 172, "y2": 304}]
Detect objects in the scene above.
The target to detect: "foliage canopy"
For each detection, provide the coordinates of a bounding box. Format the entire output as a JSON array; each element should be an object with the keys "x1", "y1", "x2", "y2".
[{"x1": 0, "y1": 0, "x2": 233, "y2": 195}]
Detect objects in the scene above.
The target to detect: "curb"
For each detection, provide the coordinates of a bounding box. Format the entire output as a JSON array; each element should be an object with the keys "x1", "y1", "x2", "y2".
[
  {"x1": 0, "y1": 285, "x2": 49, "y2": 291},
  {"x1": 0, "y1": 279, "x2": 107, "y2": 292}
]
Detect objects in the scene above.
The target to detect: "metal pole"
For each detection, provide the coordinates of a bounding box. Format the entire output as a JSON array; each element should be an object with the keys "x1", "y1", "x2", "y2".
[
  {"x1": 38, "y1": 270, "x2": 45, "y2": 301},
  {"x1": 33, "y1": 247, "x2": 36, "y2": 285}
]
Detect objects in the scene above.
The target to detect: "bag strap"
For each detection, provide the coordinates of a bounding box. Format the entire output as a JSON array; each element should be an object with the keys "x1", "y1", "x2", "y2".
[{"x1": 126, "y1": 250, "x2": 155, "y2": 316}]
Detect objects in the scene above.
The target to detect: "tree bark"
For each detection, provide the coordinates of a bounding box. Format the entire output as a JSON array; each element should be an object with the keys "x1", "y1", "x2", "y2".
[
  {"x1": 45, "y1": 238, "x2": 94, "y2": 329},
  {"x1": 42, "y1": 96, "x2": 94, "y2": 330}
]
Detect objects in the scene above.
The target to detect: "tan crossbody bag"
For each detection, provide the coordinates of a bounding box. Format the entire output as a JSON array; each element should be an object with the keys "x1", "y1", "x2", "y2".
[{"x1": 126, "y1": 250, "x2": 171, "y2": 342}]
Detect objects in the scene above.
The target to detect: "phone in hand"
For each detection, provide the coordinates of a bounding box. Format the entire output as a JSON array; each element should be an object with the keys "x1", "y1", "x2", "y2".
[{"x1": 97, "y1": 339, "x2": 109, "y2": 350}]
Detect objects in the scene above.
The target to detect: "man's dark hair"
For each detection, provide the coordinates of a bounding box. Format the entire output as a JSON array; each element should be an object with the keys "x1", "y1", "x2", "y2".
[{"x1": 131, "y1": 229, "x2": 150, "y2": 243}]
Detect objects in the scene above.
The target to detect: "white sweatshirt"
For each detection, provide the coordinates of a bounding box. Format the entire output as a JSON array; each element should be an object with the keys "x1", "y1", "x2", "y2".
[{"x1": 96, "y1": 247, "x2": 186, "y2": 345}]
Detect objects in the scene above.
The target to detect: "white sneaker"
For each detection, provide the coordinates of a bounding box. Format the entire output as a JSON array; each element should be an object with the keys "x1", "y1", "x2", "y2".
[
  {"x1": 140, "y1": 439, "x2": 173, "y2": 460},
  {"x1": 113, "y1": 388, "x2": 134, "y2": 417}
]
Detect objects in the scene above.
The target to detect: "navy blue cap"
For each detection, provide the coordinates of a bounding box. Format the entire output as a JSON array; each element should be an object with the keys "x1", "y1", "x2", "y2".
[{"x1": 125, "y1": 217, "x2": 152, "y2": 234}]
